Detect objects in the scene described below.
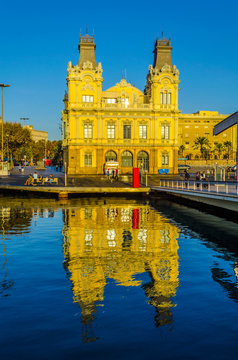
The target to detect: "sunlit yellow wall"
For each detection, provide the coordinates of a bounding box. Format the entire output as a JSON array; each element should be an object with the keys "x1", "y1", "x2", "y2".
[
  {"x1": 178, "y1": 111, "x2": 236, "y2": 160},
  {"x1": 62, "y1": 36, "x2": 235, "y2": 175}
]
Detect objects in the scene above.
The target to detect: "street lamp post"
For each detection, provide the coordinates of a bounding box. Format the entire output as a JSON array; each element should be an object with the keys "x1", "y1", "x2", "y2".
[
  {"x1": 6, "y1": 135, "x2": 9, "y2": 160},
  {"x1": 20, "y1": 117, "x2": 29, "y2": 128},
  {"x1": 0, "y1": 84, "x2": 10, "y2": 161},
  {"x1": 20, "y1": 117, "x2": 29, "y2": 165}
]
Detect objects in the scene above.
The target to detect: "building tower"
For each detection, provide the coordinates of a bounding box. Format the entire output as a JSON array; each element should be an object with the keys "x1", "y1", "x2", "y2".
[
  {"x1": 62, "y1": 33, "x2": 103, "y2": 174},
  {"x1": 144, "y1": 36, "x2": 180, "y2": 171}
]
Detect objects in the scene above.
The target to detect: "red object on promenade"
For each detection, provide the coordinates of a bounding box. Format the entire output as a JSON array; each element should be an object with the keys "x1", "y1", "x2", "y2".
[
  {"x1": 133, "y1": 167, "x2": 139, "y2": 188},
  {"x1": 45, "y1": 159, "x2": 51, "y2": 166}
]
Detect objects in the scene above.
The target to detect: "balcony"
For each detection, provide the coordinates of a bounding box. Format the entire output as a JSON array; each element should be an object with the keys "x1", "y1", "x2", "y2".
[{"x1": 103, "y1": 103, "x2": 152, "y2": 110}]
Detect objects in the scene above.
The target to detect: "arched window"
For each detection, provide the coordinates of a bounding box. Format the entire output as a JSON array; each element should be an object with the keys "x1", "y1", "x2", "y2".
[
  {"x1": 160, "y1": 91, "x2": 172, "y2": 105},
  {"x1": 121, "y1": 151, "x2": 133, "y2": 167},
  {"x1": 137, "y1": 151, "x2": 149, "y2": 171},
  {"x1": 105, "y1": 150, "x2": 117, "y2": 162}
]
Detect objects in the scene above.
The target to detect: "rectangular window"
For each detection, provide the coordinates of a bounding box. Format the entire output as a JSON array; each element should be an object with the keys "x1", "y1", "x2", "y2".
[
  {"x1": 121, "y1": 98, "x2": 129, "y2": 108},
  {"x1": 123, "y1": 125, "x2": 131, "y2": 139},
  {"x1": 161, "y1": 125, "x2": 170, "y2": 139},
  {"x1": 160, "y1": 93, "x2": 163, "y2": 104},
  {"x1": 82, "y1": 95, "x2": 94, "y2": 103},
  {"x1": 84, "y1": 153, "x2": 92, "y2": 166},
  {"x1": 139, "y1": 125, "x2": 147, "y2": 139},
  {"x1": 160, "y1": 92, "x2": 171, "y2": 105},
  {"x1": 162, "y1": 154, "x2": 169, "y2": 165},
  {"x1": 107, "y1": 124, "x2": 115, "y2": 139},
  {"x1": 165, "y1": 126, "x2": 169, "y2": 139},
  {"x1": 167, "y1": 93, "x2": 171, "y2": 105},
  {"x1": 107, "y1": 98, "x2": 116, "y2": 104},
  {"x1": 84, "y1": 123, "x2": 93, "y2": 139}
]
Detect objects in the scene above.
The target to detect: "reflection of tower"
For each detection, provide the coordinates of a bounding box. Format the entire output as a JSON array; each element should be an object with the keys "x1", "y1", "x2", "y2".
[
  {"x1": 62, "y1": 200, "x2": 180, "y2": 341},
  {"x1": 142, "y1": 226, "x2": 179, "y2": 327},
  {"x1": 63, "y1": 207, "x2": 105, "y2": 343}
]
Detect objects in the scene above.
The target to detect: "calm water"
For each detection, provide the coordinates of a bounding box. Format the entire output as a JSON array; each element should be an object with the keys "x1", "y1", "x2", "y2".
[{"x1": 1, "y1": 197, "x2": 238, "y2": 360}]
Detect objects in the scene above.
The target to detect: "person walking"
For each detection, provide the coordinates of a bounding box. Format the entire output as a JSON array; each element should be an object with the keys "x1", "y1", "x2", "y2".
[
  {"x1": 184, "y1": 169, "x2": 190, "y2": 188},
  {"x1": 196, "y1": 171, "x2": 200, "y2": 188}
]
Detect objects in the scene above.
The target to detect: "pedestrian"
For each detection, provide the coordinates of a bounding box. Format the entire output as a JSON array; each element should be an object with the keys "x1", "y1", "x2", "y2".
[
  {"x1": 184, "y1": 169, "x2": 190, "y2": 188},
  {"x1": 106, "y1": 169, "x2": 109, "y2": 181},
  {"x1": 18, "y1": 165, "x2": 21, "y2": 173},
  {"x1": 33, "y1": 171, "x2": 38, "y2": 184},
  {"x1": 115, "y1": 168, "x2": 118, "y2": 180},
  {"x1": 184, "y1": 169, "x2": 190, "y2": 180},
  {"x1": 109, "y1": 169, "x2": 113, "y2": 182},
  {"x1": 206, "y1": 169, "x2": 210, "y2": 180},
  {"x1": 196, "y1": 171, "x2": 200, "y2": 188},
  {"x1": 202, "y1": 171, "x2": 207, "y2": 188}
]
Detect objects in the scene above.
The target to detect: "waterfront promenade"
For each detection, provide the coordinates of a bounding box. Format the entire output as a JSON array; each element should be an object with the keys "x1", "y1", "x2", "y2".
[
  {"x1": 1, "y1": 167, "x2": 238, "y2": 212},
  {"x1": 0, "y1": 166, "x2": 150, "y2": 198},
  {"x1": 151, "y1": 179, "x2": 238, "y2": 212}
]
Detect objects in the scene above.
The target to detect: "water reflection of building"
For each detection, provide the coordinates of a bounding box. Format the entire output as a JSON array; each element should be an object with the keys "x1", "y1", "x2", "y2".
[{"x1": 62, "y1": 201, "x2": 180, "y2": 341}]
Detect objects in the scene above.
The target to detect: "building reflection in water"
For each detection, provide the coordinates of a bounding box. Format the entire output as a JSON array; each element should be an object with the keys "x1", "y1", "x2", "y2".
[{"x1": 62, "y1": 200, "x2": 180, "y2": 342}]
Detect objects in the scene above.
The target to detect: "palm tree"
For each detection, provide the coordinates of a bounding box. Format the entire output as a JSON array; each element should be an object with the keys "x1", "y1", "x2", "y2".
[
  {"x1": 214, "y1": 143, "x2": 224, "y2": 159},
  {"x1": 193, "y1": 137, "x2": 210, "y2": 159},
  {"x1": 179, "y1": 145, "x2": 185, "y2": 157},
  {"x1": 223, "y1": 141, "x2": 232, "y2": 159}
]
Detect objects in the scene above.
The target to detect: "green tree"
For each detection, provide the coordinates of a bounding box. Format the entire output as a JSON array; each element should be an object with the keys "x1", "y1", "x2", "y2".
[
  {"x1": 193, "y1": 137, "x2": 211, "y2": 159},
  {"x1": 31, "y1": 140, "x2": 46, "y2": 163},
  {"x1": 214, "y1": 143, "x2": 224, "y2": 159},
  {"x1": 3, "y1": 122, "x2": 32, "y2": 161},
  {"x1": 31, "y1": 139, "x2": 62, "y2": 164},
  {"x1": 179, "y1": 145, "x2": 185, "y2": 157},
  {"x1": 223, "y1": 141, "x2": 232, "y2": 159}
]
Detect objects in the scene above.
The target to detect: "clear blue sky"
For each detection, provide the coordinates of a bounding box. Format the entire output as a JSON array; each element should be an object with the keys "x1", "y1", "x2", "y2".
[{"x1": 0, "y1": 0, "x2": 237, "y2": 140}]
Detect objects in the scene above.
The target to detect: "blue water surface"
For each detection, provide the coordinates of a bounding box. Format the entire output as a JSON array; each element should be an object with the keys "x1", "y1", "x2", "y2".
[{"x1": 0, "y1": 197, "x2": 238, "y2": 360}]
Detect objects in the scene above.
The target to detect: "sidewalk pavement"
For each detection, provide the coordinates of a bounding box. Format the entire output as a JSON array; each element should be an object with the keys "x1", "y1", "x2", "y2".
[
  {"x1": 0, "y1": 166, "x2": 65, "y2": 186},
  {"x1": 0, "y1": 166, "x2": 133, "y2": 188}
]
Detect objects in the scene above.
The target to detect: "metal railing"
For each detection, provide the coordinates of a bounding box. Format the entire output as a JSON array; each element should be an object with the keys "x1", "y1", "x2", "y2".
[{"x1": 157, "y1": 179, "x2": 238, "y2": 196}]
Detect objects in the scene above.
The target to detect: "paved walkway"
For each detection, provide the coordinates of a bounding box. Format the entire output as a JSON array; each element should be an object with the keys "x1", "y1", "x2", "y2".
[{"x1": 0, "y1": 166, "x2": 134, "y2": 188}]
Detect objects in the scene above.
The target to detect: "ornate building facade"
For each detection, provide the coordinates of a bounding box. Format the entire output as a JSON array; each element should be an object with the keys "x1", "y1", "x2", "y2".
[{"x1": 62, "y1": 34, "x2": 235, "y2": 175}]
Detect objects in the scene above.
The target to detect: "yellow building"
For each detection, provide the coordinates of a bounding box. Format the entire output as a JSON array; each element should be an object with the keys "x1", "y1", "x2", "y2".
[
  {"x1": 24, "y1": 125, "x2": 48, "y2": 142},
  {"x1": 178, "y1": 111, "x2": 236, "y2": 160},
  {"x1": 62, "y1": 34, "x2": 235, "y2": 175}
]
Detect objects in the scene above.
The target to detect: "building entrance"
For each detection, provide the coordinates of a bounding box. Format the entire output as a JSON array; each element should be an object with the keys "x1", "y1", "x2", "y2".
[
  {"x1": 137, "y1": 151, "x2": 149, "y2": 171},
  {"x1": 105, "y1": 150, "x2": 117, "y2": 162}
]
